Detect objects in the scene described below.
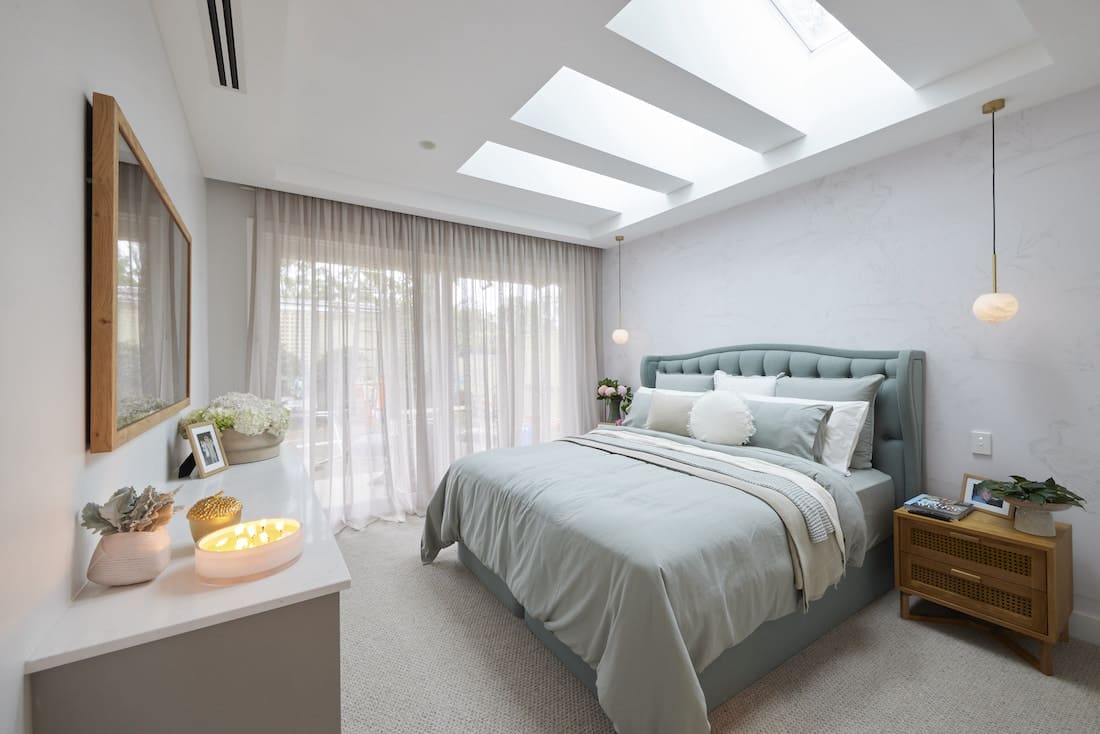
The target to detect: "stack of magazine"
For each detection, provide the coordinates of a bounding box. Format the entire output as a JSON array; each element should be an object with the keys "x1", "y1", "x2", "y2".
[{"x1": 903, "y1": 493, "x2": 975, "y2": 522}]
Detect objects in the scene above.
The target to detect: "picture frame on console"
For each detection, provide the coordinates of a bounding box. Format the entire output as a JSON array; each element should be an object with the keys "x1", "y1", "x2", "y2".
[
  {"x1": 961, "y1": 472, "x2": 1014, "y2": 518},
  {"x1": 187, "y1": 422, "x2": 229, "y2": 478}
]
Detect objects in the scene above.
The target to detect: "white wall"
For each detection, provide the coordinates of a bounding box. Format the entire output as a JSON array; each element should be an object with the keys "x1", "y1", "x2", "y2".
[
  {"x1": 0, "y1": 2, "x2": 208, "y2": 731},
  {"x1": 206, "y1": 179, "x2": 254, "y2": 397},
  {"x1": 600, "y1": 85, "x2": 1100, "y2": 638}
]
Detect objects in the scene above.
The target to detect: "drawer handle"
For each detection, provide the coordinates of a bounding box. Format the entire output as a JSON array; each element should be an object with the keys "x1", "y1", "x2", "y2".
[
  {"x1": 949, "y1": 568, "x2": 983, "y2": 583},
  {"x1": 948, "y1": 531, "x2": 981, "y2": 544}
]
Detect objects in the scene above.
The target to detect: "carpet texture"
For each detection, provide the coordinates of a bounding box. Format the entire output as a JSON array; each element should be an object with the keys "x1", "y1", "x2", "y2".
[{"x1": 338, "y1": 519, "x2": 1100, "y2": 733}]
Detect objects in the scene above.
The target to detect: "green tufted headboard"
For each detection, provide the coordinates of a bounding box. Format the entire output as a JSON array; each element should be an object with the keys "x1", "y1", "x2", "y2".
[{"x1": 640, "y1": 344, "x2": 925, "y2": 505}]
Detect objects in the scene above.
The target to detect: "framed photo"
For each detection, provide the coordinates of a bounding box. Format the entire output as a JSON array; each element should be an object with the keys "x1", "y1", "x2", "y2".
[
  {"x1": 961, "y1": 473, "x2": 1013, "y2": 518},
  {"x1": 187, "y1": 421, "x2": 229, "y2": 477}
]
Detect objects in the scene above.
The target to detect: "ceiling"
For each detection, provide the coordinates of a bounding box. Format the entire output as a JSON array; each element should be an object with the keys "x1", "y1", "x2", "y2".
[{"x1": 151, "y1": 0, "x2": 1100, "y2": 247}]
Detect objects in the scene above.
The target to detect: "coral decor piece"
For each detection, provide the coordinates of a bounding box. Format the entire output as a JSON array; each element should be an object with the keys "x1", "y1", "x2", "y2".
[{"x1": 81, "y1": 486, "x2": 182, "y2": 535}]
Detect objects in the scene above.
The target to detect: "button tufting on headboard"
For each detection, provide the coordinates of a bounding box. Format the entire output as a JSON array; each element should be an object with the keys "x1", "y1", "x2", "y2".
[{"x1": 639, "y1": 344, "x2": 925, "y2": 505}]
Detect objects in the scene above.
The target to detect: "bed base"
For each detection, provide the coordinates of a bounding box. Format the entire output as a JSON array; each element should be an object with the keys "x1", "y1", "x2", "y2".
[{"x1": 457, "y1": 540, "x2": 894, "y2": 712}]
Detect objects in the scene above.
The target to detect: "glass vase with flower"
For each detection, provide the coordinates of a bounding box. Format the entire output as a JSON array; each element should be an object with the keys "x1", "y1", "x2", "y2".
[{"x1": 595, "y1": 378, "x2": 633, "y2": 424}]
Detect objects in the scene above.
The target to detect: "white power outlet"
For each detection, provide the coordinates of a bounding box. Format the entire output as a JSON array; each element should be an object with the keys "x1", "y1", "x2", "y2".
[{"x1": 970, "y1": 431, "x2": 993, "y2": 456}]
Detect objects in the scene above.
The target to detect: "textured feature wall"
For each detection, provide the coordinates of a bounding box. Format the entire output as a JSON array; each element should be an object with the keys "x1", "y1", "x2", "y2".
[
  {"x1": 0, "y1": 2, "x2": 209, "y2": 730},
  {"x1": 600, "y1": 85, "x2": 1100, "y2": 633}
]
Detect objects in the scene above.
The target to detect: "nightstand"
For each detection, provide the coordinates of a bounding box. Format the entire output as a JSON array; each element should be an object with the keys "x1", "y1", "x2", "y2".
[{"x1": 894, "y1": 507, "x2": 1073, "y2": 674}]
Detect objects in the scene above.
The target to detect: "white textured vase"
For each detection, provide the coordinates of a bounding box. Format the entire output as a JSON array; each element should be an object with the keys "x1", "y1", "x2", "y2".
[
  {"x1": 220, "y1": 429, "x2": 284, "y2": 464},
  {"x1": 1007, "y1": 499, "x2": 1071, "y2": 537},
  {"x1": 86, "y1": 528, "x2": 171, "y2": 586}
]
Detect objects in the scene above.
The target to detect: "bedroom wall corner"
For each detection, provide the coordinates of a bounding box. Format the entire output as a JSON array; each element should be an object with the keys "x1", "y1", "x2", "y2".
[
  {"x1": 599, "y1": 84, "x2": 1100, "y2": 638},
  {"x1": 205, "y1": 179, "x2": 256, "y2": 397},
  {"x1": 0, "y1": 2, "x2": 210, "y2": 731}
]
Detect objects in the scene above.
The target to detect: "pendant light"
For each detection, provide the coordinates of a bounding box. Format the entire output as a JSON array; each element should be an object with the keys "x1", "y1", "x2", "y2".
[
  {"x1": 611, "y1": 235, "x2": 629, "y2": 344},
  {"x1": 972, "y1": 98, "x2": 1019, "y2": 323}
]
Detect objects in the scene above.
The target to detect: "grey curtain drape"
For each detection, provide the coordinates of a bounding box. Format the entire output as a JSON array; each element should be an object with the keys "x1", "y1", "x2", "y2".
[{"x1": 248, "y1": 190, "x2": 600, "y2": 530}]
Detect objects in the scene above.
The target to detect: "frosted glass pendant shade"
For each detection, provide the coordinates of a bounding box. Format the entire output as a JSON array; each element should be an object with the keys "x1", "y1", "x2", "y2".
[
  {"x1": 972, "y1": 292, "x2": 1019, "y2": 323},
  {"x1": 611, "y1": 328, "x2": 629, "y2": 345}
]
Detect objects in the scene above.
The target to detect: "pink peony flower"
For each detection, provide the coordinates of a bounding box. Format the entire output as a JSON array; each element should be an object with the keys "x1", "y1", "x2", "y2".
[
  {"x1": 617, "y1": 385, "x2": 627, "y2": 396},
  {"x1": 597, "y1": 385, "x2": 609, "y2": 396}
]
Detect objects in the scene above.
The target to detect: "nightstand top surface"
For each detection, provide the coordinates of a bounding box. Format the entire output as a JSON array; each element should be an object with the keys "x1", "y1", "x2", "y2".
[{"x1": 894, "y1": 505, "x2": 1071, "y2": 549}]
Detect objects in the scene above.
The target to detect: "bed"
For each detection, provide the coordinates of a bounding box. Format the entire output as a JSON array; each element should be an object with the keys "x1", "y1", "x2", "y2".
[{"x1": 422, "y1": 344, "x2": 925, "y2": 733}]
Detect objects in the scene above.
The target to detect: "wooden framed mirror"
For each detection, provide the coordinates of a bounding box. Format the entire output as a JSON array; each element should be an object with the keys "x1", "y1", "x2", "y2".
[{"x1": 90, "y1": 93, "x2": 191, "y2": 452}]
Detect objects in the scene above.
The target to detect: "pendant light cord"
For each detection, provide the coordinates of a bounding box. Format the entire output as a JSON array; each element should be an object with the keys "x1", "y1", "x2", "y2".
[
  {"x1": 991, "y1": 107, "x2": 998, "y2": 292},
  {"x1": 617, "y1": 240, "x2": 623, "y2": 325}
]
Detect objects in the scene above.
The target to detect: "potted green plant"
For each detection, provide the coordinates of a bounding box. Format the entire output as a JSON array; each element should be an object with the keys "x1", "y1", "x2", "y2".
[
  {"x1": 975, "y1": 476, "x2": 1086, "y2": 536},
  {"x1": 81, "y1": 486, "x2": 182, "y2": 585},
  {"x1": 596, "y1": 378, "x2": 633, "y2": 424},
  {"x1": 179, "y1": 392, "x2": 291, "y2": 464}
]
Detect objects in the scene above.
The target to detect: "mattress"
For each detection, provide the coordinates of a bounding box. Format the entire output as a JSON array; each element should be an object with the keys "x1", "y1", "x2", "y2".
[{"x1": 849, "y1": 468, "x2": 895, "y2": 550}]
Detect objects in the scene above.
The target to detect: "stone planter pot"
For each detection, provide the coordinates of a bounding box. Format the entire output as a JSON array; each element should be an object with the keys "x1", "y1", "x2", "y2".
[
  {"x1": 220, "y1": 429, "x2": 284, "y2": 465},
  {"x1": 86, "y1": 527, "x2": 171, "y2": 586},
  {"x1": 1005, "y1": 498, "x2": 1073, "y2": 537}
]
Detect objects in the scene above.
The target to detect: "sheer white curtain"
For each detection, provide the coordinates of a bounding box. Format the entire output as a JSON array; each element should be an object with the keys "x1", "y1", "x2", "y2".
[{"x1": 247, "y1": 190, "x2": 600, "y2": 530}]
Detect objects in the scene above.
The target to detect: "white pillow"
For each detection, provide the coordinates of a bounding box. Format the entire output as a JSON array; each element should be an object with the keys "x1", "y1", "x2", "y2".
[
  {"x1": 645, "y1": 390, "x2": 703, "y2": 436},
  {"x1": 713, "y1": 370, "x2": 779, "y2": 396},
  {"x1": 743, "y1": 395, "x2": 869, "y2": 475},
  {"x1": 688, "y1": 391, "x2": 755, "y2": 446}
]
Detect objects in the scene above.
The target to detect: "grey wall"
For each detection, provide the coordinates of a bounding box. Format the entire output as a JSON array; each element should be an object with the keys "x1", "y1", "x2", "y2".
[
  {"x1": 206, "y1": 180, "x2": 255, "y2": 397},
  {"x1": 600, "y1": 84, "x2": 1100, "y2": 638},
  {"x1": 0, "y1": 2, "x2": 209, "y2": 730}
]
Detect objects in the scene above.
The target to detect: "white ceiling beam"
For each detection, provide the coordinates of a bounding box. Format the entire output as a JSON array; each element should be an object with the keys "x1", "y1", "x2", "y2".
[
  {"x1": 567, "y1": 29, "x2": 805, "y2": 153},
  {"x1": 493, "y1": 122, "x2": 690, "y2": 194}
]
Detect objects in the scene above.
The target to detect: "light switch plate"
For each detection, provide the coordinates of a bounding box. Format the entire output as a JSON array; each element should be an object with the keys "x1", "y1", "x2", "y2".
[{"x1": 970, "y1": 430, "x2": 992, "y2": 456}]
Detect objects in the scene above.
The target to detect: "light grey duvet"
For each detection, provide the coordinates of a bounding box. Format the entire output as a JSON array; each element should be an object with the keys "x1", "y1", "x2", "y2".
[{"x1": 421, "y1": 427, "x2": 867, "y2": 734}]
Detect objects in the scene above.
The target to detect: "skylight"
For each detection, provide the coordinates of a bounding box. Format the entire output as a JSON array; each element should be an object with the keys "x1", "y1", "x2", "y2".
[
  {"x1": 770, "y1": 0, "x2": 848, "y2": 51},
  {"x1": 512, "y1": 67, "x2": 753, "y2": 183},
  {"x1": 457, "y1": 142, "x2": 667, "y2": 214}
]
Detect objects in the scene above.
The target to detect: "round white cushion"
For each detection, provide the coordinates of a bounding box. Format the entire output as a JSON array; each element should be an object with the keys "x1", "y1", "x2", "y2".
[{"x1": 688, "y1": 391, "x2": 755, "y2": 446}]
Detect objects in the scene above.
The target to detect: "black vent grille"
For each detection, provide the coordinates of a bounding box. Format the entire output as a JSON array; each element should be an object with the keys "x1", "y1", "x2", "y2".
[{"x1": 206, "y1": 0, "x2": 240, "y2": 90}]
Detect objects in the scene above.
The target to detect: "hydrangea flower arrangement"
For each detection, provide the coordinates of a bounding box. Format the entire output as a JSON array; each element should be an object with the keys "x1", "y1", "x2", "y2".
[
  {"x1": 178, "y1": 392, "x2": 291, "y2": 439},
  {"x1": 595, "y1": 378, "x2": 633, "y2": 409}
]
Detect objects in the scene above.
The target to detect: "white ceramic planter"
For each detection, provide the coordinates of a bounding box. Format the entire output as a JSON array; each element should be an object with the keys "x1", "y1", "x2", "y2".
[
  {"x1": 86, "y1": 528, "x2": 171, "y2": 586},
  {"x1": 220, "y1": 429, "x2": 284, "y2": 464},
  {"x1": 1006, "y1": 499, "x2": 1072, "y2": 537}
]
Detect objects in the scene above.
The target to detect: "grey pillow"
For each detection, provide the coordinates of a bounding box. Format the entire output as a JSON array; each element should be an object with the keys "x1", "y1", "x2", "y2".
[
  {"x1": 655, "y1": 372, "x2": 714, "y2": 392},
  {"x1": 622, "y1": 391, "x2": 652, "y2": 428},
  {"x1": 775, "y1": 375, "x2": 885, "y2": 469},
  {"x1": 645, "y1": 391, "x2": 700, "y2": 436},
  {"x1": 744, "y1": 399, "x2": 833, "y2": 462}
]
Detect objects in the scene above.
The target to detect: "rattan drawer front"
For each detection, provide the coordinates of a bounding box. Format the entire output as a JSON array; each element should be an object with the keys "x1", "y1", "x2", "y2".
[
  {"x1": 900, "y1": 552, "x2": 1047, "y2": 635},
  {"x1": 900, "y1": 518, "x2": 1046, "y2": 590}
]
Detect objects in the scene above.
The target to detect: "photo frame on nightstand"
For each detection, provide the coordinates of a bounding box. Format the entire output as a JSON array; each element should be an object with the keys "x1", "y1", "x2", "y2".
[{"x1": 961, "y1": 473, "x2": 1014, "y2": 518}]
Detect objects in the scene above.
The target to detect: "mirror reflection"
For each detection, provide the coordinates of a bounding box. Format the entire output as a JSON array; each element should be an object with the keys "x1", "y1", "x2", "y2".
[{"x1": 115, "y1": 132, "x2": 188, "y2": 428}]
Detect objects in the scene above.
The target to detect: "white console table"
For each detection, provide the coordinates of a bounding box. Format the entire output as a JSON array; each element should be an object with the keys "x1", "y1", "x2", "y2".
[{"x1": 26, "y1": 451, "x2": 351, "y2": 734}]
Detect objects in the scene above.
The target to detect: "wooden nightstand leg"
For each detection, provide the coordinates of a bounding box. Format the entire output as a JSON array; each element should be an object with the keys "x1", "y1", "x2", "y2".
[
  {"x1": 1039, "y1": 642, "x2": 1054, "y2": 676},
  {"x1": 899, "y1": 591, "x2": 911, "y2": 620},
  {"x1": 1059, "y1": 628, "x2": 1070, "y2": 643}
]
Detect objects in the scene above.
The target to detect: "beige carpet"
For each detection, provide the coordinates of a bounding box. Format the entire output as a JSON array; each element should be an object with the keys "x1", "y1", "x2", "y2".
[{"x1": 338, "y1": 519, "x2": 1100, "y2": 733}]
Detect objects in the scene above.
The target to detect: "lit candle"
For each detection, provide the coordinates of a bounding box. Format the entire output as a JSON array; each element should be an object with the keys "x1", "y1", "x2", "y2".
[{"x1": 194, "y1": 518, "x2": 303, "y2": 584}]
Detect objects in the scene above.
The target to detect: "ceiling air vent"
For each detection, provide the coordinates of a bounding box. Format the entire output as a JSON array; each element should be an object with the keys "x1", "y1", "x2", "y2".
[{"x1": 206, "y1": 0, "x2": 240, "y2": 90}]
